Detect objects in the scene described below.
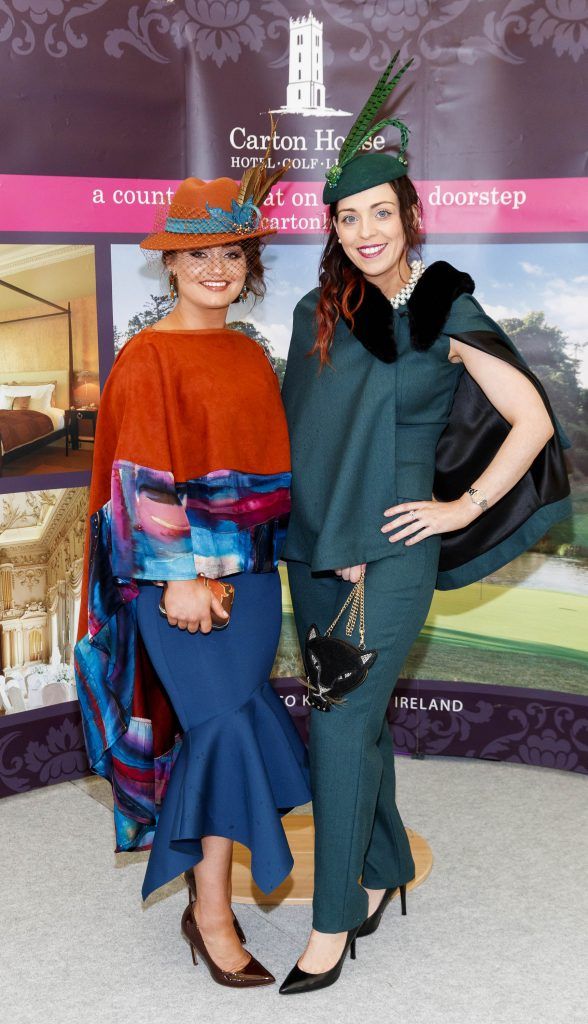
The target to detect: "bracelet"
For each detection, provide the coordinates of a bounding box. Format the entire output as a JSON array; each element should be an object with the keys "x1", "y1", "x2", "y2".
[{"x1": 467, "y1": 486, "x2": 488, "y2": 511}]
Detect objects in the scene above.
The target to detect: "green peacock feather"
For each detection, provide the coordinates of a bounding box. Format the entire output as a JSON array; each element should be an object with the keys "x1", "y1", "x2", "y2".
[{"x1": 326, "y1": 52, "x2": 413, "y2": 188}]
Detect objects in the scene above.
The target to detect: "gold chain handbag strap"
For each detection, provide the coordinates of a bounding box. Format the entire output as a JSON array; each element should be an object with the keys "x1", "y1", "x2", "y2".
[{"x1": 325, "y1": 568, "x2": 366, "y2": 650}]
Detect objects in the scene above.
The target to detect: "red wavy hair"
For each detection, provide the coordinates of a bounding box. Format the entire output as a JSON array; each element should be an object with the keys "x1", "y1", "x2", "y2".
[{"x1": 311, "y1": 176, "x2": 423, "y2": 366}]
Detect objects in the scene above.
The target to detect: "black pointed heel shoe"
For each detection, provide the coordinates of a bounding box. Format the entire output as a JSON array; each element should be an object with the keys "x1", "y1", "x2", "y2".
[
  {"x1": 356, "y1": 884, "x2": 407, "y2": 938},
  {"x1": 183, "y1": 870, "x2": 246, "y2": 944},
  {"x1": 279, "y1": 927, "x2": 359, "y2": 995}
]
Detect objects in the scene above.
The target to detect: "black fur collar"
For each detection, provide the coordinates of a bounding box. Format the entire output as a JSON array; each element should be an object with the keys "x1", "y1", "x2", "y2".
[{"x1": 344, "y1": 260, "x2": 475, "y2": 363}]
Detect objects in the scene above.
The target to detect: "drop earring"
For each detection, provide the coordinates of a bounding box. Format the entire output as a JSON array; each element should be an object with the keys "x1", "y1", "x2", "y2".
[
  {"x1": 169, "y1": 272, "x2": 178, "y2": 301},
  {"x1": 238, "y1": 284, "x2": 249, "y2": 302}
]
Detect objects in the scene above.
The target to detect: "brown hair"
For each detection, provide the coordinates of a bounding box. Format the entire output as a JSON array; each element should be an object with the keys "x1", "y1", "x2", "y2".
[
  {"x1": 312, "y1": 176, "x2": 423, "y2": 366},
  {"x1": 240, "y1": 238, "x2": 266, "y2": 302},
  {"x1": 162, "y1": 238, "x2": 267, "y2": 303}
]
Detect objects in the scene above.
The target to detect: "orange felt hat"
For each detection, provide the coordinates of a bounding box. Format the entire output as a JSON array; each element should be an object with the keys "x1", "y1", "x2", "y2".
[{"x1": 140, "y1": 176, "x2": 279, "y2": 251}]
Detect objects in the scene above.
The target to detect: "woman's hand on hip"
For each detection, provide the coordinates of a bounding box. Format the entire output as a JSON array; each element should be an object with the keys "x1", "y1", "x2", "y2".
[
  {"x1": 334, "y1": 564, "x2": 367, "y2": 583},
  {"x1": 381, "y1": 495, "x2": 480, "y2": 545},
  {"x1": 163, "y1": 579, "x2": 228, "y2": 633}
]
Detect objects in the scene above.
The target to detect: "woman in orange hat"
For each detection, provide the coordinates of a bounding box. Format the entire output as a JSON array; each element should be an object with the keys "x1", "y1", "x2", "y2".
[{"x1": 74, "y1": 148, "x2": 312, "y2": 988}]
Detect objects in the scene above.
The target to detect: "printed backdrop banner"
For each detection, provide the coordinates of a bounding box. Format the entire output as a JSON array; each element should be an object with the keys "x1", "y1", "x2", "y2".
[{"x1": 0, "y1": 0, "x2": 586, "y2": 795}]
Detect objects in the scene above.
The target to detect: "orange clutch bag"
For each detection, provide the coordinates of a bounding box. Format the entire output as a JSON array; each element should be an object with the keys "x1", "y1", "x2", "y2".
[
  {"x1": 158, "y1": 574, "x2": 235, "y2": 629},
  {"x1": 196, "y1": 574, "x2": 235, "y2": 628}
]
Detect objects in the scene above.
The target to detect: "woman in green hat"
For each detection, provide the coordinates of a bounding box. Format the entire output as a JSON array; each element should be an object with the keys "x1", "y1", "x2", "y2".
[{"x1": 279, "y1": 56, "x2": 571, "y2": 995}]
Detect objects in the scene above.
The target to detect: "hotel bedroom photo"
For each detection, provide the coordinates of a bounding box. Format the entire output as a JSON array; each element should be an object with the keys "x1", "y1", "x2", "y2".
[{"x1": 0, "y1": 243, "x2": 100, "y2": 479}]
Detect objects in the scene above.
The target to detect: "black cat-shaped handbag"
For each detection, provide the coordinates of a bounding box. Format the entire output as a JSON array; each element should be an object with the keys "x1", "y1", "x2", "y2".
[{"x1": 303, "y1": 569, "x2": 378, "y2": 712}]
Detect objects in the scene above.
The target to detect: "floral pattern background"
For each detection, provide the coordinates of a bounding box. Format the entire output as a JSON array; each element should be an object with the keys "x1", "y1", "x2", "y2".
[
  {"x1": 386, "y1": 686, "x2": 588, "y2": 772},
  {"x1": 0, "y1": 0, "x2": 586, "y2": 64},
  {"x1": 2, "y1": 680, "x2": 585, "y2": 796},
  {"x1": 0, "y1": 714, "x2": 86, "y2": 794},
  {"x1": 1, "y1": 0, "x2": 584, "y2": 179},
  {"x1": 0, "y1": 0, "x2": 108, "y2": 58}
]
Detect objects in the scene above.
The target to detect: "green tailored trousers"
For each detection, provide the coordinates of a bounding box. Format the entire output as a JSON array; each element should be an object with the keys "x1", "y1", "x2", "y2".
[{"x1": 287, "y1": 535, "x2": 441, "y2": 933}]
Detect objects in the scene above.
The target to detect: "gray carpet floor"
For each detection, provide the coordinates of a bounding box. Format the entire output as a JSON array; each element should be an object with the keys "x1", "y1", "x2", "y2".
[{"x1": 1, "y1": 756, "x2": 586, "y2": 1024}]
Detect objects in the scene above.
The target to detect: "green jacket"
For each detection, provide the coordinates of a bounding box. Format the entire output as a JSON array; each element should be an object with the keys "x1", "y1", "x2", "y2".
[{"x1": 281, "y1": 262, "x2": 571, "y2": 589}]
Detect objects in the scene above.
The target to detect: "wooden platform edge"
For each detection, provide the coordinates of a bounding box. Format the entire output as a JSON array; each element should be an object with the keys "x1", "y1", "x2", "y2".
[{"x1": 231, "y1": 816, "x2": 433, "y2": 906}]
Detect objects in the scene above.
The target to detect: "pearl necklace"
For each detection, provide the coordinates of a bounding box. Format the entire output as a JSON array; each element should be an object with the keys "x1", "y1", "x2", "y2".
[{"x1": 389, "y1": 259, "x2": 425, "y2": 309}]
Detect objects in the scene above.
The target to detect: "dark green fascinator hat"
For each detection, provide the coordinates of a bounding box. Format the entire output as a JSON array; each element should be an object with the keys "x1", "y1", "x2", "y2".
[{"x1": 323, "y1": 52, "x2": 413, "y2": 205}]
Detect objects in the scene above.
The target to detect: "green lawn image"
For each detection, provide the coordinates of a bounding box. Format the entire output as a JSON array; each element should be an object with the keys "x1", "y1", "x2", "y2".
[{"x1": 273, "y1": 559, "x2": 588, "y2": 698}]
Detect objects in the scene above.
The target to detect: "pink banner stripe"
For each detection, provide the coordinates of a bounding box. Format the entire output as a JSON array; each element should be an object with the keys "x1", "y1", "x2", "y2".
[{"x1": 0, "y1": 175, "x2": 586, "y2": 234}]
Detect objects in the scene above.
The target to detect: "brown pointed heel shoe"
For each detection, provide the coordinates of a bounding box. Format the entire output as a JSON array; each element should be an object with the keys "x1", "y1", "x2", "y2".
[
  {"x1": 183, "y1": 870, "x2": 246, "y2": 944},
  {"x1": 181, "y1": 903, "x2": 275, "y2": 988}
]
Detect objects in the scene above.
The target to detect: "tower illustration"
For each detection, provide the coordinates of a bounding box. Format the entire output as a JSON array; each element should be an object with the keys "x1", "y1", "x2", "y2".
[
  {"x1": 287, "y1": 12, "x2": 324, "y2": 111},
  {"x1": 272, "y1": 11, "x2": 350, "y2": 117}
]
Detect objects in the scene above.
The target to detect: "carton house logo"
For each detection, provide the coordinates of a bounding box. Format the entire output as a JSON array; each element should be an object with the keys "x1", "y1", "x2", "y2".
[{"x1": 229, "y1": 12, "x2": 388, "y2": 172}]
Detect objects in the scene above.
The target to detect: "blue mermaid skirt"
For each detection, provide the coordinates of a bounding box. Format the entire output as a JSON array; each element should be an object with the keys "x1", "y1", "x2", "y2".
[{"x1": 136, "y1": 571, "x2": 311, "y2": 900}]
